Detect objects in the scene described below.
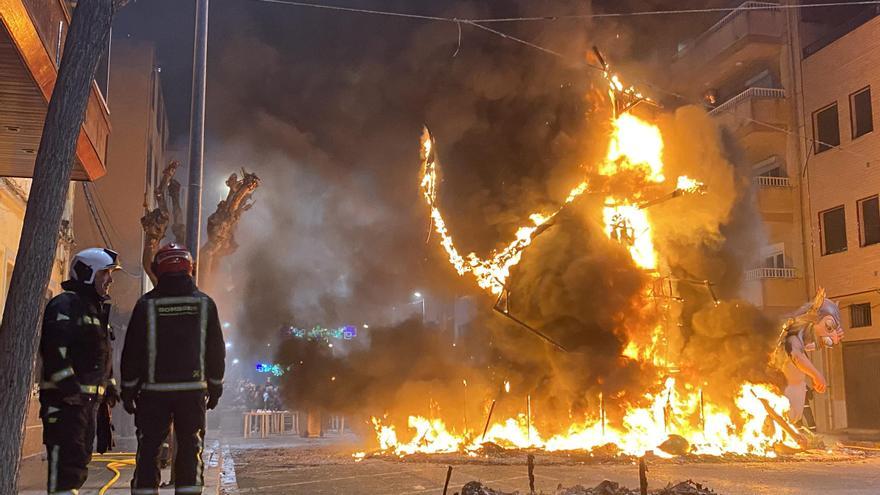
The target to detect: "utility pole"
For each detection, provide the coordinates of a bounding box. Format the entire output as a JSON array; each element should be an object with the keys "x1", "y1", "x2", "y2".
[{"x1": 185, "y1": 0, "x2": 209, "y2": 276}]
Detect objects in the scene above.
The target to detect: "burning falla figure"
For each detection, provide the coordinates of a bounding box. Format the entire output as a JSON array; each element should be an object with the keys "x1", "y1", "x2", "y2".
[{"x1": 778, "y1": 288, "x2": 845, "y2": 425}]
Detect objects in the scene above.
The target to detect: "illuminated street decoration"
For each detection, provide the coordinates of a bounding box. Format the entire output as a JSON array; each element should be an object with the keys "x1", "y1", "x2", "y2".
[
  {"x1": 283, "y1": 324, "x2": 358, "y2": 341},
  {"x1": 255, "y1": 363, "x2": 285, "y2": 376}
]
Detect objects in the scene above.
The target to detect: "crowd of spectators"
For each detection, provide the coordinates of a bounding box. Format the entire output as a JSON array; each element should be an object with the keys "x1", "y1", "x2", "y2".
[{"x1": 233, "y1": 379, "x2": 285, "y2": 411}]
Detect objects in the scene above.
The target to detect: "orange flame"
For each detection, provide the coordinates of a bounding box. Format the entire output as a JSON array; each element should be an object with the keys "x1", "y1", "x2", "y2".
[{"x1": 396, "y1": 69, "x2": 798, "y2": 460}]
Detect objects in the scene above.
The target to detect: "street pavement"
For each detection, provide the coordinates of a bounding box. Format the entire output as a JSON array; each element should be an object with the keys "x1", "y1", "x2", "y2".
[
  {"x1": 222, "y1": 437, "x2": 880, "y2": 495},
  {"x1": 226, "y1": 456, "x2": 880, "y2": 495},
  {"x1": 17, "y1": 436, "x2": 224, "y2": 494},
  {"x1": 17, "y1": 419, "x2": 880, "y2": 494}
]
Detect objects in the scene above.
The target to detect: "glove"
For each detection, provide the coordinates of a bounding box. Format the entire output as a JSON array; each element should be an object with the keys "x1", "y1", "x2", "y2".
[
  {"x1": 207, "y1": 385, "x2": 222, "y2": 410},
  {"x1": 121, "y1": 388, "x2": 137, "y2": 415},
  {"x1": 96, "y1": 401, "x2": 115, "y2": 453},
  {"x1": 104, "y1": 384, "x2": 120, "y2": 409}
]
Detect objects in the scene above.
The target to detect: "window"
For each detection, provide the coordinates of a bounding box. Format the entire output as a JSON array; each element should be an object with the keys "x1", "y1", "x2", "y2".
[
  {"x1": 851, "y1": 303, "x2": 872, "y2": 328},
  {"x1": 858, "y1": 195, "x2": 880, "y2": 246},
  {"x1": 814, "y1": 103, "x2": 840, "y2": 153},
  {"x1": 821, "y1": 206, "x2": 847, "y2": 255},
  {"x1": 763, "y1": 252, "x2": 785, "y2": 269},
  {"x1": 850, "y1": 87, "x2": 873, "y2": 139},
  {"x1": 757, "y1": 166, "x2": 784, "y2": 178}
]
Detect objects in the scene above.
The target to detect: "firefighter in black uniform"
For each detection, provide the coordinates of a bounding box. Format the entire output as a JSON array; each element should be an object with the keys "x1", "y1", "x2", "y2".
[
  {"x1": 121, "y1": 243, "x2": 225, "y2": 495},
  {"x1": 39, "y1": 247, "x2": 121, "y2": 494}
]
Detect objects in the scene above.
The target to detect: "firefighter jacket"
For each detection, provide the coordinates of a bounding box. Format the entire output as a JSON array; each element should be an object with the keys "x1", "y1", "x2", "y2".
[
  {"x1": 40, "y1": 280, "x2": 115, "y2": 398},
  {"x1": 120, "y1": 273, "x2": 225, "y2": 396}
]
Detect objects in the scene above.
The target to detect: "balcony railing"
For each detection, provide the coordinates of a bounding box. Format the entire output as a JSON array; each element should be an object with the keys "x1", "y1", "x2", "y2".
[
  {"x1": 754, "y1": 176, "x2": 791, "y2": 187},
  {"x1": 746, "y1": 267, "x2": 797, "y2": 281},
  {"x1": 676, "y1": 1, "x2": 782, "y2": 58},
  {"x1": 709, "y1": 87, "x2": 786, "y2": 116}
]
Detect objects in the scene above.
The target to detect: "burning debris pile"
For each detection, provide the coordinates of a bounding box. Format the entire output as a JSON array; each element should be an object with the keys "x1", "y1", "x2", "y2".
[
  {"x1": 350, "y1": 68, "x2": 790, "y2": 459},
  {"x1": 459, "y1": 479, "x2": 716, "y2": 495},
  {"x1": 271, "y1": 56, "x2": 793, "y2": 461}
]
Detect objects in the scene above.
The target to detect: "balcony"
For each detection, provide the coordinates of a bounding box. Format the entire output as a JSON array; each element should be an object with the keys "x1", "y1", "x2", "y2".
[
  {"x1": 746, "y1": 267, "x2": 797, "y2": 281},
  {"x1": 671, "y1": 2, "x2": 784, "y2": 91},
  {"x1": 0, "y1": 0, "x2": 110, "y2": 181},
  {"x1": 709, "y1": 87, "x2": 788, "y2": 137},
  {"x1": 754, "y1": 175, "x2": 791, "y2": 187}
]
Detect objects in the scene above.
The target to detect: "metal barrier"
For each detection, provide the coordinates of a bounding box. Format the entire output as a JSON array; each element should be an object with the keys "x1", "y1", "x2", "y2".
[{"x1": 242, "y1": 410, "x2": 299, "y2": 438}]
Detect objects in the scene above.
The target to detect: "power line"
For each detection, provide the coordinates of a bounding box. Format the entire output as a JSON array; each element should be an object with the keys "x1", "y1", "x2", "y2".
[
  {"x1": 471, "y1": 2, "x2": 880, "y2": 23},
  {"x1": 249, "y1": 0, "x2": 452, "y2": 22},
  {"x1": 249, "y1": 0, "x2": 876, "y2": 160},
  {"x1": 250, "y1": 0, "x2": 880, "y2": 24}
]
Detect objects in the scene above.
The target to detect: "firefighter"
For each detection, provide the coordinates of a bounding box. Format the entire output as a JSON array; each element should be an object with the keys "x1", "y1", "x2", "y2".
[
  {"x1": 39, "y1": 247, "x2": 121, "y2": 494},
  {"x1": 121, "y1": 243, "x2": 225, "y2": 495}
]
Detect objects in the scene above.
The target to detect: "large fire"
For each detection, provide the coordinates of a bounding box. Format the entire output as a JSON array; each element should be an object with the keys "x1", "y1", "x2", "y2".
[{"x1": 369, "y1": 71, "x2": 802, "y2": 460}]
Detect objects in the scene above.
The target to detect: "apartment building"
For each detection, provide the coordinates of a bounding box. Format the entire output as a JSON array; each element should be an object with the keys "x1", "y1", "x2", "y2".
[
  {"x1": 797, "y1": 9, "x2": 880, "y2": 432},
  {"x1": 668, "y1": 2, "x2": 810, "y2": 315}
]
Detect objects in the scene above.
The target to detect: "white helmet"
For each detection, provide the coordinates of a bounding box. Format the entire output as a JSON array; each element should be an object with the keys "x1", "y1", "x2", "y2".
[{"x1": 70, "y1": 248, "x2": 121, "y2": 284}]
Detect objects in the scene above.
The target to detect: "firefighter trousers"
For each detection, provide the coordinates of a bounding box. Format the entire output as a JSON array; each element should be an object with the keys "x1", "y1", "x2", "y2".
[
  {"x1": 132, "y1": 390, "x2": 206, "y2": 495},
  {"x1": 40, "y1": 395, "x2": 99, "y2": 494}
]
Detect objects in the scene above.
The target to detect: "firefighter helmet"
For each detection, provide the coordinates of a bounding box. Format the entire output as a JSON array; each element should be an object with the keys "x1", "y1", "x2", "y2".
[
  {"x1": 70, "y1": 248, "x2": 121, "y2": 284},
  {"x1": 152, "y1": 243, "x2": 193, "y2": 277}
]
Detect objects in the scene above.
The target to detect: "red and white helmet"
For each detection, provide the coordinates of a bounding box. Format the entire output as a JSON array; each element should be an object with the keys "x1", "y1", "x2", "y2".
[
  {"x1": 70, "y1": 248, "x2": 121, "y2": 284},
  {"x1": 152, "y1": 243, "x2": 193, "y2": 278}
]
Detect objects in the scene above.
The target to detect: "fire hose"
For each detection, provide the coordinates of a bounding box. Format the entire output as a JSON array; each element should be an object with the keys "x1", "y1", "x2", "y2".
[{"x1": 92, "y1": 452, "x2": 137, "y2": 494}]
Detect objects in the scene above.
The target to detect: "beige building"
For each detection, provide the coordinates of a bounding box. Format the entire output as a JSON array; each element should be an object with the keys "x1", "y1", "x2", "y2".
[
  {"x1": 73, "y1": 38, "x2": 168, "y2": 315},
  {"x1": 669, "y1": 3, "x2": 810, "y2": 316},
  {"x1": 668, "y1": 1, "x2": 880, "y2": 433},
  {"x1": 797, "y1": 11, "x2": 880, "y2": 432}
]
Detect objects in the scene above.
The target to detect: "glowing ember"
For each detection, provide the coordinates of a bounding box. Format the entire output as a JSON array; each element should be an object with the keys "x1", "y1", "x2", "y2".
[{"x1": 676, "y1": 175, "x2": 704, "y2": 193}]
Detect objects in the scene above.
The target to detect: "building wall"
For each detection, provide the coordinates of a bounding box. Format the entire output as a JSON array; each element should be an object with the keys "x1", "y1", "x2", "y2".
[
  {"x1": 73, "y1": 39, "x2": 165, "y2": 316},
  {"x1": 800, "y1": 15, "x2": 880, "y2": 430},
  {"x1": 0, "y1": 178, "x2": 74, "y2": 458}
]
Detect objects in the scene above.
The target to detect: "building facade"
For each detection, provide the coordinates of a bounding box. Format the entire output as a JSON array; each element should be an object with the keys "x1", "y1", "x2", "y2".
[
  {"x1": 0, "y1": 0, "x2": 113, "y2": 458},
  {"x1": 797, "y1": 10, "x2": 880, "y2": 432},
  {"x1": 669, "y1": 1, "x2": 810, "y2": 321},
  {"x1": 667, "y1": 1, "x2": 880, "y2": 432},
  {"x1": 73, "y1": 38, "x2": 168, "y2": 316}
]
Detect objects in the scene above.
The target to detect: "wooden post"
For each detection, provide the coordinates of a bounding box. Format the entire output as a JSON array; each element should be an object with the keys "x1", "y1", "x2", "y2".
[
  {"x1": 527, "y1": 454, "x2": 536, "y2": 494},
  {"x1": 481, "y1": 400, "x2": 497, "y2": 443},
  {"x1": 526, "y1": 395, "x2": 532, "y2": 445},
  {"x1": 0, "y1": 1, "x2": 123, "y2": 488},
  {"x1": 442, "y1": 465, "x2": 453, "y2": 495},
  {"x1": 639, "y1": 456, "x2": 648, "y2": 495}
]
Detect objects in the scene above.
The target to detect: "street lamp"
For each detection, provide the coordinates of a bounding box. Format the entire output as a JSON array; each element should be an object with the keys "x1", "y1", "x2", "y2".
[{"x1": 412, "y1": 291, "x2": 426, "y2": 323}]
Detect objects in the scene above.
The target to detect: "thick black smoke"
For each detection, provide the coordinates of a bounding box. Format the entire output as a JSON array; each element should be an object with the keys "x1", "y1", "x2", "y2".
[{"x1": 154, "y1": 0, "x2": 783, "y2": 440}]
